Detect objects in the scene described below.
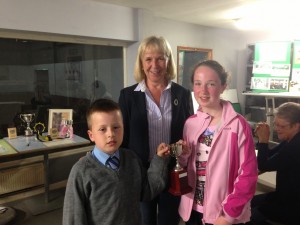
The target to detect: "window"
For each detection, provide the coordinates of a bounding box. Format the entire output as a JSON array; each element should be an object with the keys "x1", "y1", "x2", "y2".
[
  {"x1": 0, "y1": 38, "x2": 124, "y2": 139},
  {"x1": 177, "y1": 46, "x2": 212, "y2": 90}
]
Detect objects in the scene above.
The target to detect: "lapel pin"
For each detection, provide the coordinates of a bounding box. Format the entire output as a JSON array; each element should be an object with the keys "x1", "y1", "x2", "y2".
[{"x1": 174, "y1": 99, "x2": 178, "y2": 106}]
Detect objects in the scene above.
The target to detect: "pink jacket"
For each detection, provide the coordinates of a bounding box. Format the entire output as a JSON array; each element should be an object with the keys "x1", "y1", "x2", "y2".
[{"x1": 178, "y1": 101, "x2": 258, "y2": 224}]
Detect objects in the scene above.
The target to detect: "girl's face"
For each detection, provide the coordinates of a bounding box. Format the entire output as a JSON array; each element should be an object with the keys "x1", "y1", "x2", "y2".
[
  {"x1": 141, "y1": 47, "x2": 168, "y2": 84},
  {"x1": 193, "y1": 65, "x2": 226, "y2": 109}
]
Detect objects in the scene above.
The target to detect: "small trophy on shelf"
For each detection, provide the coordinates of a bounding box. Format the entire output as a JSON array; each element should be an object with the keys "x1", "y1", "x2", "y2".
[
  {"x1": 20, "y1": 113, "x2": 35, "y2": 136},
  {"x1": 65, "y1": 119, "x2": 73, "y2": 138},
  {"x1": 168, "y1": 143, "x2": 192, "y2": 196},
  {"x1": 59, "y1": 119, "x2": 73, "y2": 138}
]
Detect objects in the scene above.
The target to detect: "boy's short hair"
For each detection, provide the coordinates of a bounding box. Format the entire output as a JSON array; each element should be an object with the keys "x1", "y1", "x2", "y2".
[{"x1": 86, "y1": 98, "x2": 121, "y2": 129}]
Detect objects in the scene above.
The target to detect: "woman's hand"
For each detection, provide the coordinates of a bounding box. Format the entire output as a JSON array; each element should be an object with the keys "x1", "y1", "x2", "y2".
[{"x1": 254, "y1": 122, "x2": 270, "y2": 143}]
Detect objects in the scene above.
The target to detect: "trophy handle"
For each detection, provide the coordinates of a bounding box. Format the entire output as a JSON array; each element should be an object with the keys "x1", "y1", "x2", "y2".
[{"x1": 31, "y1": 114, "x2": 35, "y2": 122}]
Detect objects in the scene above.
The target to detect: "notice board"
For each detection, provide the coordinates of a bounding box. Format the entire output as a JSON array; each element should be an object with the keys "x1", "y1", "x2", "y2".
[
  {"x1": 250, "y1": 41, "x2": 292, "y2": 92},
  {"x1": 290, "y1": 40, "x2": 300, "y2": 92}
]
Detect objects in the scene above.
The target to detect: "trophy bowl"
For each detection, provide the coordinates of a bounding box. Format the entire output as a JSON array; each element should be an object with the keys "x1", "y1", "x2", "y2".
[
  {"x1": 168, "y1": 143, "x2": 192, "y2": 196},
  {"x1": 170, "y1": 144, "x2": 183, "y2": 171},
  {"x1": 20, "y1": 113, "x2": 35, "y2": 136}
]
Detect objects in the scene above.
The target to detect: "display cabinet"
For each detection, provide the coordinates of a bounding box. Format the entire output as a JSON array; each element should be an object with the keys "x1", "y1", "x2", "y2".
[
  {"x1": 242, "y1": 43, "x2": 300, "y2": 141},
  {"x1": 0, "y1": 135, "x2": 91, "y2": 202},
  {"x1": 242, "y1": 92, "x2": 300, "y2": 141}
]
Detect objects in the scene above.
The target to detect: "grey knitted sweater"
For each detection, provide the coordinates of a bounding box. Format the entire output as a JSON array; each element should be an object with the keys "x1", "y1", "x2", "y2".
[{"x1": 63, "y1": 148, "x2": 168, "y2": 225}]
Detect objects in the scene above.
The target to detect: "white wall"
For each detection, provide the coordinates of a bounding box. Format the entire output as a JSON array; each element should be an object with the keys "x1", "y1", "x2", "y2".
[{"x1": 0, "y1": 0, "x2": 138, "y2": 41}]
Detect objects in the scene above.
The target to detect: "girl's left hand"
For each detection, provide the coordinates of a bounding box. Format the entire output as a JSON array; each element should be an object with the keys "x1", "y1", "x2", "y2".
[
  {"x1": 214, "y1": 216, "x2": 231, "y2": 225},
  {"x1": 176, "y1": 139, "x2": 190, "y2": 155}
]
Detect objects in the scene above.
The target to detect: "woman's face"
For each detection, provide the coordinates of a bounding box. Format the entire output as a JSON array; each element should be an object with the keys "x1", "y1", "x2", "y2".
[
  {"x1": 274, "y1": 116, "x2": 299, "y2": 142},
  {"x1": 141, "y1": 47, "x2": 168, "y2": 84},
  {"x1": 193, "y1": 65, "x2": 226, "y2": 109}
]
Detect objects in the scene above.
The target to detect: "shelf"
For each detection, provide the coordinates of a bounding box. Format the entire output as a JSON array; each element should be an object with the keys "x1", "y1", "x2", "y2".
[
  {"x1": 242, "y1": 91, "x2": 300, "y2": 98},
  {"x1": 247, "y1": 106, "x2": 265, "y2": 110}
]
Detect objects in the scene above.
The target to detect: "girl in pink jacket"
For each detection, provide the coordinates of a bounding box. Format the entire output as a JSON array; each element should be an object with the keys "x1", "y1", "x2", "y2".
[{"x1": 178, "y1": 60, "x2": 258, "y2": 225}]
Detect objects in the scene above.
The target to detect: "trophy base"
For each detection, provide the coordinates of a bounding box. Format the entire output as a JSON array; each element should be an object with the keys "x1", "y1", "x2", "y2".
[{"x1": 168, "y1": 169, "x2": 192, "y2": 196}]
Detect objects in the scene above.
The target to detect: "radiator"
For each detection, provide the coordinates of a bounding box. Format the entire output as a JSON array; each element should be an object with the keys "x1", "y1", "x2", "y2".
[{"x1": 0, "y1": 163, "x2": 44, "y2": 195}]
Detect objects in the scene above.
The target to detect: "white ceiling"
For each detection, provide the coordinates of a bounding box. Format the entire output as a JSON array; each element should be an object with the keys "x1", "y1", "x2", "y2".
[{"x1": 93, "y1": 0, "x2": 300, "y2": 31}]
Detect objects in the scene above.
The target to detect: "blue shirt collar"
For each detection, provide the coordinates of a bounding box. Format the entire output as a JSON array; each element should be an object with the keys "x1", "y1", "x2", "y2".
[{"x1": 92, "y1": 146, "x2": 120, "y2": 165}]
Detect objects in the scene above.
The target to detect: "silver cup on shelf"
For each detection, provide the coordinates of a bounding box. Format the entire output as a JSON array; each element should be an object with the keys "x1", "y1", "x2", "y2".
[{"x1": 20, "y1": 113, "x2": 35, "y2": 136}]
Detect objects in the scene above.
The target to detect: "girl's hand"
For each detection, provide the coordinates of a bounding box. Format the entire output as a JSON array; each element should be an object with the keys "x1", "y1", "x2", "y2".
[
  {"x1": 214, "y1": 216, "x2": 231, "y2": 225},
  {"x1": 176, "y1": 139, "x2": 190, "y2": 155}
]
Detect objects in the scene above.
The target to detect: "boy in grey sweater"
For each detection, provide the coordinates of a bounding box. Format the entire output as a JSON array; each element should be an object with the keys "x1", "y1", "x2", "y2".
[{"x1": 63, "y1": 98, "x2": 170, "y2": 225}]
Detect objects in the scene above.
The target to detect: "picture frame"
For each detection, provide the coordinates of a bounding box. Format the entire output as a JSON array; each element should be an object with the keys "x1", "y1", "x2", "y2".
[
  {"x1": 48, "y1": 109, "x2": 73, "y2": 134},
  {"x1": 7, "y1": 127, "x2": 17, "y2": 139},
  {"x1": 177, "y1": 46, "x2": 212, "y2": 90}
]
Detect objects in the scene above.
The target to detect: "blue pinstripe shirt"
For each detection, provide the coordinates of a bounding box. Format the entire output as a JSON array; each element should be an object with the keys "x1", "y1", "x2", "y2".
[{"x1": 135, "y1": 80, "x2": 172, "y2": 160}]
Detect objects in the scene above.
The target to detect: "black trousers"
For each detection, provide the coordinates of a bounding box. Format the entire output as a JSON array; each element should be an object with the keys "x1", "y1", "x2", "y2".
[
  {"x1": 186, "y1": 210, "x2": 246, "y2": 225},
  {"x1": 140, "y1": 191, "x2": 180, "y2": 225},
  {"x1": 250, "y1": 193, "x2": 291, "y2": 225}
]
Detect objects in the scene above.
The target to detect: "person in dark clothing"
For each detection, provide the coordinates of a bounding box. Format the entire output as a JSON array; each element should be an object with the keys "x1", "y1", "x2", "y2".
[
  {"x1": 250, "y1": 102, "x2": 300, "y2": 225},
  {"x1": 118, "y1": 36, "x2": 193, "y2": 225}
]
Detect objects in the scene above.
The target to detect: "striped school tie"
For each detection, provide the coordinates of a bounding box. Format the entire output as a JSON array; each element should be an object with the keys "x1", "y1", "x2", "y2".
[{"x1": 106, "y1": 156, "x2": 120, "y2": 170}]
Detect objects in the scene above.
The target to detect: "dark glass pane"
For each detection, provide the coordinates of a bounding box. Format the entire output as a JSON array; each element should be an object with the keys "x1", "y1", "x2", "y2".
[{"x1": 0, "y1": 38, "x2": 124, "y2": 139}]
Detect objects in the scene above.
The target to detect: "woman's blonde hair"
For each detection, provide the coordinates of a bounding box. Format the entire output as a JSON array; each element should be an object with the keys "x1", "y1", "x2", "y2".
[{"x1": 134, "y1": 36, "x2": 176, "y2": 82}]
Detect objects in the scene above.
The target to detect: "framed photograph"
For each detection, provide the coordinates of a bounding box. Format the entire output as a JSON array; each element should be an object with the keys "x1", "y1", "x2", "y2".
[
  {"x1": 48, "y1": 109, "x2": 73, "y2": 134},
  {"x1": 7, "y1": 127, "x2": 17, "y2": 139}
]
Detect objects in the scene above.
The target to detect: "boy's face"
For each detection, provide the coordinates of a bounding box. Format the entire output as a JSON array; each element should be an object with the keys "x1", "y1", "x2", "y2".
[{"x1": 87, "y1": 110, "x2": 124, "y2": 155}]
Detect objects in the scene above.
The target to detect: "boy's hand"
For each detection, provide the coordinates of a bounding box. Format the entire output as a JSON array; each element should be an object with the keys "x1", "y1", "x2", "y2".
[{"x1": 156, "y1": 143, "x2": 170, "y2": 158}]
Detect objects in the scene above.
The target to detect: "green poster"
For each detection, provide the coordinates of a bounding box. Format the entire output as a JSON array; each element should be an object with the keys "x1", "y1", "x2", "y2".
[
  {"x1": 251, "y1": 41, "x2": 292, "y2": 92},
  {"x1": 290, "y1": 40, "x2": 300, "y2": 92}
]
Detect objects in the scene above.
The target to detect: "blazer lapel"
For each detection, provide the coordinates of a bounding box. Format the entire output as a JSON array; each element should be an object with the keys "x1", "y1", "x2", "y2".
[{"x1": 132, "y1": 90, "x2": 148, "y2": 123}]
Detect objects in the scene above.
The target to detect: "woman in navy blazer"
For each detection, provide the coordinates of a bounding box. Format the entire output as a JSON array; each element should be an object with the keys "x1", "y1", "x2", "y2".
[{"x1": 119, "y1": 36, "x2": 193, "y2": 225}]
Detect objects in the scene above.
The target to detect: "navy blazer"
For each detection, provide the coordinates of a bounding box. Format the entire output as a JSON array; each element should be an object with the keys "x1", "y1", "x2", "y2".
[{"x1": 118, "y1": 82, "x2": 193, "y2": 169}]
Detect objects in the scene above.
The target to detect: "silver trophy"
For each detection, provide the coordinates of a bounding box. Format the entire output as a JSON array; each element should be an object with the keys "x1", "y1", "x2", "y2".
[
  {"x1": 168, "y1": 143, "x2": 192, "y2": 195},
  {"x1": 169, "y1": 143, "x2": 183, "y2": 171},
  {"x1": 20, "y1": 113, "x2": 35, "y2": 136}
]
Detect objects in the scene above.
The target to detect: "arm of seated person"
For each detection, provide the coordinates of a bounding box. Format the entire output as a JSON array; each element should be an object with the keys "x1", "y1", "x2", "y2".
[{"x1": 254, "y1": 122, "x2": 270, "y2": 144}]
